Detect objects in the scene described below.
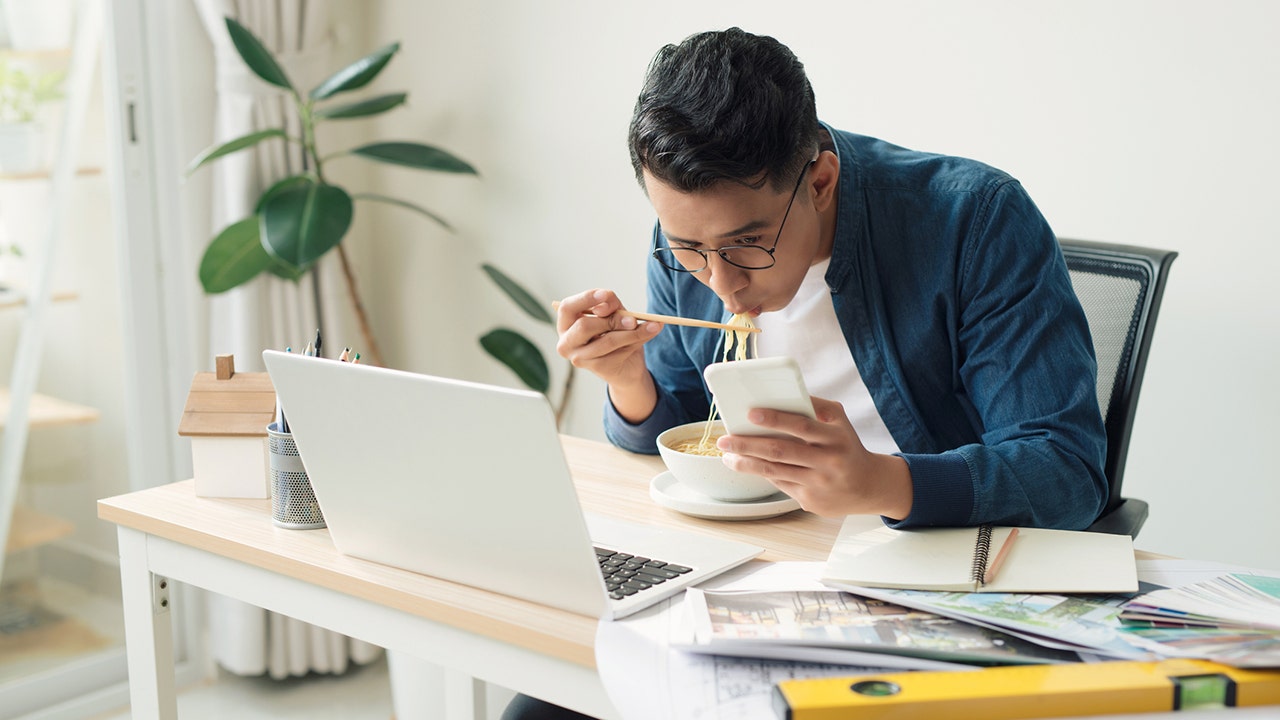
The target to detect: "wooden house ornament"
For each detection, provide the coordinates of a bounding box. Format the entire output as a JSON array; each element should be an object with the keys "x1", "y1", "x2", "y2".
[{"x1": 178, "y1": 354, "x2": 276, "y2": 498}]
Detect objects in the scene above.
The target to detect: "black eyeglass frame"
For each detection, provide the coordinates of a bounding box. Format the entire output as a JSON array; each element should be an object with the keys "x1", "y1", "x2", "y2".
[{"x1": 650, "y1": 159, "x2": 818, "y2": 273}]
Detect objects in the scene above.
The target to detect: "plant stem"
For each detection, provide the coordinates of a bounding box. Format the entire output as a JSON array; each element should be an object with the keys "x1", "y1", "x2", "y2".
[
  {"x1": 336, "y1": 244, "x2": 384, "y2": 367},
  {"x1": 296, "y1": 95, "x2": 326, "y2": 184},
  {"x1": 297, "y1": 92, "x2": 382, "y2": 364},
  {"x1": 555, "y1": 365, "x2": 577, "y2": 430}
]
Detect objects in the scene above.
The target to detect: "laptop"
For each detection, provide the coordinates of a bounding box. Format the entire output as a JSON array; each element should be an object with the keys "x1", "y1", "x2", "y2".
[{"x1": 262, "y1": 350, "x2": 763, "y2": 620}]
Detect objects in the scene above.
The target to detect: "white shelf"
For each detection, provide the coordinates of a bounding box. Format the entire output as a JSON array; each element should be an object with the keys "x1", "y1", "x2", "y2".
[
  {"x1": 0, "y1": 387, "x2": 99, "y2": 429},
  {"x1": 0, "y1": 0, "x2": 104, "y2": 600}
]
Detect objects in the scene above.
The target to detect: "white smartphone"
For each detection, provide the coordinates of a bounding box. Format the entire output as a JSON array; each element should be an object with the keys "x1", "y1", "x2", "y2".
[{"x1": 702, "y1": 356, "x2": 815, "y2": 437}]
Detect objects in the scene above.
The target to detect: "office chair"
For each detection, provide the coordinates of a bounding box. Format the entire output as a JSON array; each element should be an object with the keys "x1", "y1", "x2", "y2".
[{"x1": 1059, "y1": 238, "x2": 1177, "y2": 537}]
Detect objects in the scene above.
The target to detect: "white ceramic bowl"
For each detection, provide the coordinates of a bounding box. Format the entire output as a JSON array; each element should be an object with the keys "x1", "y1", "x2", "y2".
[{"x1": 655, "y1": 420, "x2": 779, "y2": 502}]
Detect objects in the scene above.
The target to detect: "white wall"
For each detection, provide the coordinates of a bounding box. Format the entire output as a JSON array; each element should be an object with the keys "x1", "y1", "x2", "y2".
[{"x1": 360, "y1": 1, "x2": 1280, "y2": 569}]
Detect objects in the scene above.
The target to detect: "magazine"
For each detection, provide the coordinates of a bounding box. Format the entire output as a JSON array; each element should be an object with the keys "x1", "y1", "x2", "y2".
[
  {"x1": 823, "y1": 582, "x2": 1154, "y2": 660},
  {"x1": 684, "y1": 588, "x2": 1080, "y2": 668}
]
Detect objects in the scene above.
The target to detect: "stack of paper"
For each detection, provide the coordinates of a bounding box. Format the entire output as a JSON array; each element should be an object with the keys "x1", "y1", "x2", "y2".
[
  {"x1": 1121, "y1": 574, "x2": 1280, "y2": 630},
  {"x1": 1118, "y1": 573, "x2": 1280, "y2": 668}
]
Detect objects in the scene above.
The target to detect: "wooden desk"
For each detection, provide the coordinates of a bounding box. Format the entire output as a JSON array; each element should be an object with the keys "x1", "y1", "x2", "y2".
[{"x1": 98, "y1": 436, "x2": 845, "y2": 720}]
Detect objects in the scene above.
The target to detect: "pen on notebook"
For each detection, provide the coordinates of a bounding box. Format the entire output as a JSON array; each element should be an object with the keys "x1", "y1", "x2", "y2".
[{"x1": 983, "y1": 528, "x2": 1020, "y2": 585}]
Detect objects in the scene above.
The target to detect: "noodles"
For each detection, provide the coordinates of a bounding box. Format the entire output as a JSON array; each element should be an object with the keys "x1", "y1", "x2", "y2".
[
  {"x1": 677, "y1": 312, "x2": 756, "y2": 455},
  {"x1": 673, "y1": 437, "x2": 726, "y2": 456}
]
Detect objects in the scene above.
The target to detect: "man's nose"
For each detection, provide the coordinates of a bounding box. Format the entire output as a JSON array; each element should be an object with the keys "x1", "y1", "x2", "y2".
[{"x1": 705, "y1": 252, "x2": 749, "y2": 297}]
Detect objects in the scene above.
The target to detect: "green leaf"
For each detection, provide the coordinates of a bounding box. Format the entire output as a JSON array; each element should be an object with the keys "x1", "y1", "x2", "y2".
[
  {"x1": 349, "y1": 142, "x2": 478, "y2": 174},
  {"x1": 266, "y1": 257, "x2": 308, "y2": 281},
  {"x1": 224, "y1": 17, "x2": 294, "y2": 91},
  {"x1": 352, "y1": 192, "x2": 452, "y2": 231},
  {"x1": 313, "y1": 91, "x2": 407, "y2": 119},
  {"x1": 309, "y1": 42, "x2": 400, "y2": 101},
  {"x1": 482, "y1": 264, "x2": 553, "y2": 324},
  {"x1": 260, "y1": 180, "x2": 354, "y2": 268},
  {"x1": 199, "y1": 217, "x2": 275, "y2": 293},
  {"x1": 314, "y1": 92, "x2": 407, "y2": 120},
  {"x1": 480, "y1": 328, "x2": 550, "y2": 394},
  {"x1": 186, "y1": 128, "x2": 287, "y2": 176},
  {"x1": 255, "y1": 175, "x2": 312, "y2": 214}
]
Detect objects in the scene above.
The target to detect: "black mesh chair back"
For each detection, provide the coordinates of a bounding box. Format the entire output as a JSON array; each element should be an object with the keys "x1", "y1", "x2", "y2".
[{"x1": 1059, "y1": 239, "x2": 1177, "y2": 537}]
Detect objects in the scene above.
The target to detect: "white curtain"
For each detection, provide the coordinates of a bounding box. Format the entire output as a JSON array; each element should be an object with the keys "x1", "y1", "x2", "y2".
[{"x1": 192, "y1": 0, "x2": 380, "y2": 678}]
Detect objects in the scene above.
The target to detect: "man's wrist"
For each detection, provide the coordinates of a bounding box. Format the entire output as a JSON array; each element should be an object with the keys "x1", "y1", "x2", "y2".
[
  {"x1": 607, "y1": 371, "x2": 658, "y2": 424},
  {"x1": 873, "y1": 454, "x2": 913, "y2": 521}
]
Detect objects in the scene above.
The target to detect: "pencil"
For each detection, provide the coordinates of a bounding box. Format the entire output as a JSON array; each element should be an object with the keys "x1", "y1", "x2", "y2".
[
  {"x1": 983, "y1": 528, "x2": 1020, "y2": 585},
  {"x1": 550, "y1": 301, "x2": 762, "y2": 334}
]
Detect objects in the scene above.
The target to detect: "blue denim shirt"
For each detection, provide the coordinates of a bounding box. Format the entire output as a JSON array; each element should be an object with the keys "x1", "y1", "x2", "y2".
[{"x1": 605, "y1": 125, "x2": 1108, "y2": 530}]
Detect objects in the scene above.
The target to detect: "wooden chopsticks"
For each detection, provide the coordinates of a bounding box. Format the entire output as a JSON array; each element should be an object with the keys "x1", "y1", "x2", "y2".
[{"x1": 550, "y1": 301, "x2": 762, "y2": 334}]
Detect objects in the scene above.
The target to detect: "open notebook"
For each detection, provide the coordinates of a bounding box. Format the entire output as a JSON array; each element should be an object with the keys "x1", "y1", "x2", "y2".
[{"x1": 821, "y1": 520, "x2": 1138, "y2": 594}]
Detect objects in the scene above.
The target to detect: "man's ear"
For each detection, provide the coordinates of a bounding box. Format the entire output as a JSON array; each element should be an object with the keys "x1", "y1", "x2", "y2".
[{"x1": 809, "y1": 151, "x2": 840, "y2": 212}]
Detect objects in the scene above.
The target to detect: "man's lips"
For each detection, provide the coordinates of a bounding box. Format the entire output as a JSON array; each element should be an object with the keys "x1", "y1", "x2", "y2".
[{"x1": 724, "y1": 302, "x2": 759, "y2": 316}]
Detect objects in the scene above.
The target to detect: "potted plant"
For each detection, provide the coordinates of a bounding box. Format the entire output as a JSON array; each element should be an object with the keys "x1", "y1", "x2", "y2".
[
  {"x1": 0, "y1": 58, "x2": 63, "y2": 174},
  {"x1": 186, "y1": 18, "x2": 477, "y2": 366},
  {"x1": 191, "y1": 18, "x2": 574, "y2": 415}
]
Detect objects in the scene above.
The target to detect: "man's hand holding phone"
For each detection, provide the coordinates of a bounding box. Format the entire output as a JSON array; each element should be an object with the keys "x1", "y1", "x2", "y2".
[
  {"x1": 702, "y1": 357, "x2": 816, "y2": 436},
  {"x1": 704, "y1": 357, "x2": 913, "y2": 520}
]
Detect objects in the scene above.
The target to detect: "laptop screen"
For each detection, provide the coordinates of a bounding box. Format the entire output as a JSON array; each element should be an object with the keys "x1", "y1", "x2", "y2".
[{"x1": 263, "y1": 350, "x2": 609, "y2": 616}]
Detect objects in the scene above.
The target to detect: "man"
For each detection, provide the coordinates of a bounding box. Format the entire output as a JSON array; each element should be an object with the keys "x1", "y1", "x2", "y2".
[
  {"x1": 510, "y1": 25, "x2": 1106, "y2": 719},
  {"x1": 556, "y1": 26, "x2": 1106, "y2": 531}
]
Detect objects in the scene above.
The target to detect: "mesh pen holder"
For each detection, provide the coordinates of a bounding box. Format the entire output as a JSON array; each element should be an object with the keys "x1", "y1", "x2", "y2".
[{"x1": 266, "y1": 422, "x2": 326, "y2": 529}]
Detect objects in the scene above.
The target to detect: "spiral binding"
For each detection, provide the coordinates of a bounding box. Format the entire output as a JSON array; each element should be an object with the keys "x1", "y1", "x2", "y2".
[{"x1": 970, "y1": 524, "x2": 995, "y2": 586}]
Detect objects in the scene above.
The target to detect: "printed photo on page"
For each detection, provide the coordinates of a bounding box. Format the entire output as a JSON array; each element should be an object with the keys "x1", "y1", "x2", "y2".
[{"x1": 686, "y1": 589, "x2": 1080, "y2": 667}]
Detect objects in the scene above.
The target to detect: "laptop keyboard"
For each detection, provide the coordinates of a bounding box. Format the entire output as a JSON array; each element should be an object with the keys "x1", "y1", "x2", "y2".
[{"x1": 595, "y1": 547, "x2": 693, "y2": 601}]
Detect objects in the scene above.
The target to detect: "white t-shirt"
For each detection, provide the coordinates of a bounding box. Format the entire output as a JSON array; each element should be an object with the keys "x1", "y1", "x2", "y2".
[{"x1": 752, "y1": 258, "x2": 901, "y2": 455}]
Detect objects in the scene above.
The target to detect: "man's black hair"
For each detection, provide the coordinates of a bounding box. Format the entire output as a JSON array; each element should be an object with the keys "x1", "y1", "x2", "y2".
[{"x1": 628, "y1": 27, "x2": 821, "y2": 194}]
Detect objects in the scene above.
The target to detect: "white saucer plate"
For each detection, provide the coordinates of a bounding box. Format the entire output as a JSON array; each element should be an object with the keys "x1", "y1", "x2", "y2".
[{"x1": 649, "y1": 471, "x2": 800, "y2": 521}]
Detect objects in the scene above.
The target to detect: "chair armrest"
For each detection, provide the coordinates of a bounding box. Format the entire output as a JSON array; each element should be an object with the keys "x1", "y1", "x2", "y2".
[{"x1": 1086, "y1": 498, "x2": 1149, "y2": 537}]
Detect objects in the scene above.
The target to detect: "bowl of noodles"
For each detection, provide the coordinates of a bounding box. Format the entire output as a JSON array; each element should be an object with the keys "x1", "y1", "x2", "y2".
[{"x1": 656, "y1": 420, "x2": 779, "y2": 502}]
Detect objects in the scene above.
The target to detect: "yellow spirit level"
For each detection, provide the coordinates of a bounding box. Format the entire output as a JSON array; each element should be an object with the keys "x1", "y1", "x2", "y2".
[{"x1": 773, "y1": 659, "x2": 1280, "y2": 720}]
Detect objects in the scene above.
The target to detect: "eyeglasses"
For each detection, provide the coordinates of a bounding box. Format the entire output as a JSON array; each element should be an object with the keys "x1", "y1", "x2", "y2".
[{"x1": 651, "y1": 160, "x2": 816, "y2": 273}]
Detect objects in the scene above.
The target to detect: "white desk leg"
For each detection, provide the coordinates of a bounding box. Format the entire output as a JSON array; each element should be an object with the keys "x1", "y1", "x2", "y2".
[
  {"x1": 117, "y1": 527, "x2": 178, "y2": 720},
  {"x1": 388, "y1": 649, "x2": 447, "y2": 718},
  {"x1": 444, "y1": 669, "x2": 487, "y2": 720},
  {"x1": 379, "y1": 647, "x2": 489, "y2": 720}
]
